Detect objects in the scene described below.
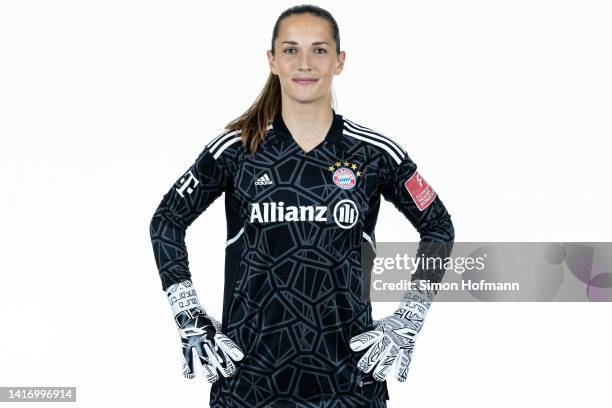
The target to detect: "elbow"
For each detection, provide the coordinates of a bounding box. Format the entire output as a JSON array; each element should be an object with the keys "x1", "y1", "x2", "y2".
[
  {"x1": 149, "y1": 213, "x2": 158, "y2": 242},
  {"x1": 149, "y1": 200, "x2": 164, "y2": 242},
  {"x1": 445, "y1": 215, "x2": 455, "y2": 242},
  {"x1": 149, "y1": 198, "x2": 188, "y2": 239},
  {"x1": 420, "y1": 211, "x2": 455, "y2": 242},
  {"x1": 149, "y1": 198, "x2": 176, "y2": 243}
]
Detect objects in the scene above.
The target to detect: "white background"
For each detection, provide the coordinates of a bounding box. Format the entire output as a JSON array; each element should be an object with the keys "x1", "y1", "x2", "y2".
[{"x1": 1, "y1": 0, "x2": 611, "y2": 407}]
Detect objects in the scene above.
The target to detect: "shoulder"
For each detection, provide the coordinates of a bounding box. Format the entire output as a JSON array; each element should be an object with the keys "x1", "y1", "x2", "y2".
[
  {"x1": 192, "y1": 128, "x2": 243, "y2": 177},
  {"x1": 203, "y1": 128, "x2": 243, "y2": 160},
  {"x1": 340, "y1": 115, "x2": 408, "y2": 166}
]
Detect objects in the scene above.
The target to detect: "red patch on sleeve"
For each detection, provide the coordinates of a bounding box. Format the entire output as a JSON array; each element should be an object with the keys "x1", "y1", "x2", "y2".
[{"x1": 404, "y1": 170, "x2": 437, "y2": 211}]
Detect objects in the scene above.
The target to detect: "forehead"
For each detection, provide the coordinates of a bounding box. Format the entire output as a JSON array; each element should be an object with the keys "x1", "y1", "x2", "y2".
[{"x1": 277, "y1": 13, "x2": 333, "y2": 42}]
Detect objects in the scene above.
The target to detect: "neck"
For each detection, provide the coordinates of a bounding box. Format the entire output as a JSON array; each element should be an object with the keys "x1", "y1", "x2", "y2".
[{"x1": 280, "y1": 98, "x2": 334, "y2": 144}]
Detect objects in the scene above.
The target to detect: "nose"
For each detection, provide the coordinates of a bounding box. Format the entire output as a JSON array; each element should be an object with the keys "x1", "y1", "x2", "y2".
[{"x1": 297, "y1": 50, "x2": 312, "y2": 71}]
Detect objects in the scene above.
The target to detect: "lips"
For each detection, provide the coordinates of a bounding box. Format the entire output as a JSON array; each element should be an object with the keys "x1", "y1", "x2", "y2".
[{"x1": 293, "y1": 78, "x2": 318, "y2": 85}]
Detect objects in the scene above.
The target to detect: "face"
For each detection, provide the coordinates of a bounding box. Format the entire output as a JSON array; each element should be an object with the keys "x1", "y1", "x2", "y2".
[{"x1": 267, "y1": 13, "x2": 345, "y2": 105}]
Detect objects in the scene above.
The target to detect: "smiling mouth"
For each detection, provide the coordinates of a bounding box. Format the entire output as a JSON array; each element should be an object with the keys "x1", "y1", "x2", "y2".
[{"x1": 293, "y1": 78, "x2": 319, "y2": 85}]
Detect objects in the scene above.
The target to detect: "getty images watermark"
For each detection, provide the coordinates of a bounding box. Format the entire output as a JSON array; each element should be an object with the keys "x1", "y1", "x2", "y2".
[
  {"x1": 370, "y1": 250, "x2": 503, "y2": 292},
  {"x1": 360, "y1": 242, "x2": 612, "y2": 302}
]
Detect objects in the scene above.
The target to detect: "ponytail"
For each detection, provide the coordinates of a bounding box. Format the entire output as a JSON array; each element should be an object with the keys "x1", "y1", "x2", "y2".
[{"x1": 224, "y1": 72, "x2": 281, "y2": 155}]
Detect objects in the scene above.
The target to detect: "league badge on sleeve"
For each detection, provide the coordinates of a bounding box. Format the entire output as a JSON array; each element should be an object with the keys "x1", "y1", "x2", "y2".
[{"x1": 404, "y1": 170, "x2": 437, "y2": 210}]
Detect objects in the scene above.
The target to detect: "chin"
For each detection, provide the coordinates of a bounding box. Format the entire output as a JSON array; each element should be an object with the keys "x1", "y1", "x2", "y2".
[{"x1": 292, "y1": 94, "x2": 322, "y2": 104}]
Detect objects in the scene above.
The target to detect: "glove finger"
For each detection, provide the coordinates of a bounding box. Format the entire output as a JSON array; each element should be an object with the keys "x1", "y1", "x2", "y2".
[
  {"x1": 192, "y1": 341, "x2": 220, "y2": 383},
  {"x1": 182, "y1": 345, "x2": 196, "y2": 379},
  {"x1": 372, "y1": 341, "x2": 398, "y2": 382},
  {"x1": 200, "y1": 358, "x2": 219, "y2": 384},
  {"x1": 400, "y1": 337, "x2": 416, "y2": 353},
  {"x1": 394, "y1": 321, "x2": 422, "y2": 337},
  {"x1": 350, "y1": 330, "x2": 383, "y2": 352},
  {"x1": 216, "y1": 348, "x2": 238, "y2": 378},
  {"x1": 356, "y1": 337, "x2": 388, "y2": 373},
  {"x1": 396, "y1": 349, "x2": 412, "y2": 382},
  {"x1": 193, "y1": 340, "x2": 212, "y2": 365},
  {"x1": 207, "y1": 341, "x2": 238, "y2": 378},
  {"x1": 203, "y1": 342, "x2": 227, "y2": 382},
  {"x1": 215, "y1": 333, "x2": 245, "y2": 361},
  {"x1": 199, "y1": 344, "x2": 220, "y2": 383}
]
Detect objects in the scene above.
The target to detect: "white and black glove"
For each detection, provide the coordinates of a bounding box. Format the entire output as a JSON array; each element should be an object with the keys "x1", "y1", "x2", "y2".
[
  {"x1": 166, "y1": 279, "x2": 244, "y2": 382},
  {"x1": 349, "y1": 280, "x2": 433, "y2": 382}
]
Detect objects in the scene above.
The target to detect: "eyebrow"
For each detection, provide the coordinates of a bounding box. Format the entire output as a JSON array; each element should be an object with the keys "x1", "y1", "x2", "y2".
[{"x1": 281, "y1": 41, "x2": 329, "y2": 46}]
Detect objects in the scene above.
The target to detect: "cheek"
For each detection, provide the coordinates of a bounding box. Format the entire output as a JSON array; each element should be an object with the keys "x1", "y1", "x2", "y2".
[
  {"x1": 318, "y1": 71, "x2": 333, "y2": 84},
  {"x1": 274, "y1": 60, "x2": 290, "y2": 77},
  {"x1": 279, "y1": 61, "x2": 292, "y2": 74},
  {"x1": 317, "y1": 62, "x2": 337, "y2": 78}
]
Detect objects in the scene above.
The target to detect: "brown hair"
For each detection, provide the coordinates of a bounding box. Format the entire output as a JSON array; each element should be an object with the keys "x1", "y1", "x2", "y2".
[{"x1": 224, "y1": 4, "x2": 341, "y2": 155}]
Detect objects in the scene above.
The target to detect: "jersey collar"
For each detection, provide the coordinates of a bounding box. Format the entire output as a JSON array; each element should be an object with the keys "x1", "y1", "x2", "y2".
[{"x1": 267, "y1": 108, "x2": 344, "y2": 147}]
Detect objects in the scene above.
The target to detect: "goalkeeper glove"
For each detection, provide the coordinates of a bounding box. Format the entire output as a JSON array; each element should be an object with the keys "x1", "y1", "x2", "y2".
[
  {"x1": 349, "y1": 280, "x2": 433, "y2": 382},
  {"x1": 166, "y1": 279, "x2": 244, "y2": 382}
]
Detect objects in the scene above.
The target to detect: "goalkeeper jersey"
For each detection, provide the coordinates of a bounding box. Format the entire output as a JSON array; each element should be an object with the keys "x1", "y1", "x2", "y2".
[{"x1": 150, "y1": 109, "x2": 455, "y2": 408}]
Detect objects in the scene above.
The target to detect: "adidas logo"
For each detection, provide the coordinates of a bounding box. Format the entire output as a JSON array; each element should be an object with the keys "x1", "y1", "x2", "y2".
[{"x1": 254, "y1": 173, "x2": 273, "y2": 186}]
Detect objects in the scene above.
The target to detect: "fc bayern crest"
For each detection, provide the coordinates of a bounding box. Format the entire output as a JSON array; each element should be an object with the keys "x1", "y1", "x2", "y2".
[
  {"x1": 327, "y1": 160, "x2": 362, "y2": 190},
  {"x1": 333, "y1": 167, "x2": 357, "y2": 189}
]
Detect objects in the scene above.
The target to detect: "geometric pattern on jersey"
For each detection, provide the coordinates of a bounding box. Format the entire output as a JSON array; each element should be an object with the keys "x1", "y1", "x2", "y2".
[{"x1": 150, "y1": 108, "x2": 455, "y2": 408}]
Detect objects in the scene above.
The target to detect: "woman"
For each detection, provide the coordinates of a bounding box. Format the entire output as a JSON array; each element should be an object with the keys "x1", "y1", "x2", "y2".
[{"x1": 150, "y1": 5, "x2": 454, "y2": 408}]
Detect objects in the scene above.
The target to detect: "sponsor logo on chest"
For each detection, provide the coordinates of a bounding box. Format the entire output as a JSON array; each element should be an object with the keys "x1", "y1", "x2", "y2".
[{"x1": 250, "y1": 200, "x2": 359, "y2": 229}]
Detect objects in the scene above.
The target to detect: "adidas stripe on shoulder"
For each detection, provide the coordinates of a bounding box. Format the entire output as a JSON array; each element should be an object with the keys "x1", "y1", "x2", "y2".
[
  {"x1": 205, "y1": 128, "x2": 242, "y2": 159},
  {"x1": 342, "y1": 117, "x2": 407, "y2": 165}
]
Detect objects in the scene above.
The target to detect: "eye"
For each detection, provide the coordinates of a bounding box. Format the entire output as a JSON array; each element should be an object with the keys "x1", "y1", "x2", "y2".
[
  {"x1": 314, "y1": 48, "x2": 328, "y2": 54},
  {"x1": 283, "y1": 47, "x2": 296, "y2": 55}
]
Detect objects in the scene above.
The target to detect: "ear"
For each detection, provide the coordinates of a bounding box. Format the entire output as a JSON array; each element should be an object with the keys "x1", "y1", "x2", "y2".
[
  {"x1": 267, "y1": 49, "x2": 278, "y2": 75},
  {"x1": 335, "y1": 50, "x2": 346, "y2": 75}
]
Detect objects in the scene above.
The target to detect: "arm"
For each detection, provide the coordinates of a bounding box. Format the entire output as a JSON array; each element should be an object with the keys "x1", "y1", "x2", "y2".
[
  {"x1": 351, "y1": 149, "x2": 455, "y2": 382},
  {"x1": 379, "y1": 152, "x2": 455, "y2": 284},
  {"x1": 149, "y1": 131, "x2": 244, "y2": 381},
  {"x1": 150, "y1": 135, "x2": 233, "y2": 290}
]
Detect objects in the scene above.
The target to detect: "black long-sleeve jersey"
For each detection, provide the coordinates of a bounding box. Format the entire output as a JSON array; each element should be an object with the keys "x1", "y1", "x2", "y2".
[{"x1": 150, "y1": 109, "x2": 455, "y2": 408}]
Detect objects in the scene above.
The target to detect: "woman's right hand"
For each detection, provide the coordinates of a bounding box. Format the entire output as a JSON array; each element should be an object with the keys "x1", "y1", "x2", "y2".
[
  {"x1": 166, "y1": 279, "x2": 244, "y2": 382},
  {"x1": 177, "y1": 308, "x2": 245, "y2": 382}
]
